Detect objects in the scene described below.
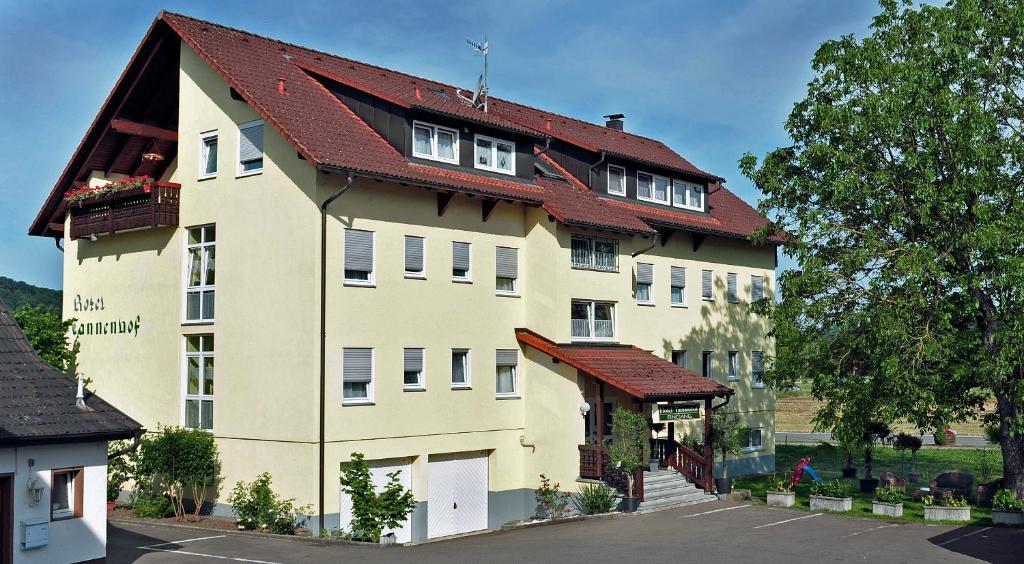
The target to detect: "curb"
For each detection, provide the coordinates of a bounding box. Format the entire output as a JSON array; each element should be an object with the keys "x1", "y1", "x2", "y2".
[
  {"x1": 110, "y1": 518, "x2": 388, "y2": 548},
  {"x1": 500, "y1": 511, "x2": 621, "y2": 531}
]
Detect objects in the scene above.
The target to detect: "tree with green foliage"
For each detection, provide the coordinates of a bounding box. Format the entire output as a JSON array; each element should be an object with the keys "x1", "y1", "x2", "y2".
[
  {"x1": 137, "y1": 427, "x2": 220, "y2": 521},
  {"x1": 607, "y1": 406, "x2": 650, "y2": 499},
  {"x1": 339, "y1": 452, "x2": 416, "y2": 543},
  {"x1": 741, "y1": 0, "x2": 1024, "y2": 495},
  {"x1": 709, "y1": 410, "x2": 743, "y2": 480},
  {"x1": 13, "y1": 305, "x2": 77, "y2": 374},
  {"x1": 0, "y1": 276, "x2": 62, "y2": 311}
]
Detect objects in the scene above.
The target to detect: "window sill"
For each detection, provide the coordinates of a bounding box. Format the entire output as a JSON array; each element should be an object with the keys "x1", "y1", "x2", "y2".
[
  {"x1": 451, "y1": 385, "x2": 472, "y2": 390},
  {"x1": 342, "y1": 400, "x2": 375, "y2": 406},
  {"x1": 236, "y1": 169, "x2": 263, "y2": 179},
  {"x1": 198, "y1": 175, "x2": 217, "y2": 182},
  {"x1": 670, "y1": 303, "x2": 688, "y2": 308},
  {"x1": 50, "y1": 513, "x2": 78, "y2": 522},
  {"x1": 182, "y1": 320, "x2": 215, "y2": 326},
  {"x1": 740, "y1": 446, "x2": 765, "y2": 453},
  {"x1": 496, "y1": 395, "x2": 520, "y2": 400},
  {"x1": 344, "y1": 281, "x2": 376, "y2": 288},
  {"x1": 637, "y1": 301, "x2": 655, "y2": 307},
  {"x1": 412, "y1": 152, "x2": 459, "y2": 166},
  {"x1": 752, "y1": 384, "x2": 767, "y2": 390},
  {"x1": 571, "y1": 338, "x2": 618, "y2": 344},
  {"x1": 637, "y1": 196, "x2": 670, "y2": 206},
  {"x1": 474, "y1": 165, "x2": 515, "y2": 176},
  {"x1": 404, "y1": 273, "x2": 426, "y2": 280},
  {"x1": 496, "y1": 292, "x2": 520, "y2": 298},
  {"x1": 403, "y1": 387, "x2": 426, "y2": 392},
  {"x1": 728, "y1": 377, "x2": 738, "y2": 382},
  {"x1": 702, "y1": 298, "x2": 714, "y2": 302},
  {"x1": 452, "y1": 279, "x2": 473, "y2": 284},
  {"x1": 571, "y1": 265, "x2": 619, "y2": 274}
]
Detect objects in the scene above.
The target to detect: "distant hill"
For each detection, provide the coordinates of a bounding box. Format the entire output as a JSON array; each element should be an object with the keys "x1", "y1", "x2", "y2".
[{"x1": 0, "y1": 276, "x2": 62, "y2": 312}]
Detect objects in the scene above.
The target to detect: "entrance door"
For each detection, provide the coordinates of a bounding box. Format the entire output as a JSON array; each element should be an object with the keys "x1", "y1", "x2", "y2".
[
  {"x1": 339, "y1": 458, "x2": 412, "y2": 543},
  {"x1": 427, "y1": 452, "x2": 488, "y2": 538},
  {"x1": 1, "y1": 474, "x2": 12, "y2": 564}
]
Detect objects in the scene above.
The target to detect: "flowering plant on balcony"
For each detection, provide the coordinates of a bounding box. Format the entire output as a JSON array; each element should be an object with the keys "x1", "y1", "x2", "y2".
[{"x1": 64, "y1": 175, "x2": 154, "y2": 204}]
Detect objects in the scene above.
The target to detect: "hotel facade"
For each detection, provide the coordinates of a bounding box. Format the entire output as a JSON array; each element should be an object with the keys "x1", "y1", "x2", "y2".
[{"x1": 30, "y1": 12, "x2": 779, "y2": 541}]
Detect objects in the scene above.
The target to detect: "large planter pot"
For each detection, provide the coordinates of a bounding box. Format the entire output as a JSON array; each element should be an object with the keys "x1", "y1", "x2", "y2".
[
  {"x1": 715, "y1": 478, "x2": 733, "y2": 495},
  {"x1": 872, "y1": 501, "x2": 904, "y2": 518},
  {"x1": 859, "y1": 478, "x2": 880, "y2": 493},
  {"x1": 809, "y1": 495, "x2": 853, "y2": 512},
  {"x1": 841, "y1": 467, "x2": 857, "y2": 479},
  {"x1": 924, "y1": 506, "x2": 971, "y2": 522},
  {"x1": 107, "y1": 501, "x2": 116, "y2": 512},
  {"x1": 649, "y1": 460, "x2": 660, "y2": 473},
  {"x1": 767, "y1": 491, "x2": 796, "y2": 508},
  {"x1": 618, "y1": 496, "x2": 640, "y2": 513},
  {"x1": 992, "y1": 509, "x2": 1024, "y2": 527}
]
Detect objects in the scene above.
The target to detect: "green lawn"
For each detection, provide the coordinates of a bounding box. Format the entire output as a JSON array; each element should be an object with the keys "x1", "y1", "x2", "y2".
[{"x1": 733, "y1": 444, "x2": 1003, "y2": 526}]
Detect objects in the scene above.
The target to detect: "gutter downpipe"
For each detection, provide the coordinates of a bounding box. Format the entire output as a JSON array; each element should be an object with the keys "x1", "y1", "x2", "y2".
[
  {"x1": 587, "y1": 151, "x2": 607, "y2": 189},
  {"x1": 631, "y1": 233, "x2": 658, "y2": 258},
  {"x1": 319, "y1": 170, "x2": 355, "y2": 534}
]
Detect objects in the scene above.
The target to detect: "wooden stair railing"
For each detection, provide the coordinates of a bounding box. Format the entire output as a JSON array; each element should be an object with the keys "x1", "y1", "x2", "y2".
[{"x1": 665, "y1": 444, "x2": 710, "y2": 493}]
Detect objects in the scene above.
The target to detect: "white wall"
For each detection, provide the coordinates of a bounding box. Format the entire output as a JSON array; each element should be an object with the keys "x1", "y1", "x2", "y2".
[{"x1": 0, "y1": 442, "x2": 109, "y2": 564}]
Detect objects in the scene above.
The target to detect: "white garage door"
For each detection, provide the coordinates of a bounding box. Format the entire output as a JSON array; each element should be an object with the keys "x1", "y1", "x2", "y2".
[
  {"x1": 427, "y1": 451, "x2": 488, "y2": 538},
  {"x1": 339, "y1": 457, "x2": 413, "y2": 543}
]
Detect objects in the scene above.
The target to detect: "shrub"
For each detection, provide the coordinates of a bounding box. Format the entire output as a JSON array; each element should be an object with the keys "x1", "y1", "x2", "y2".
[
  {"x1": 810, "y1": 479, "x2": 850, "y2": 498},
  {"x1": 944, "y1": 496, "x2": 969, "y2": 508},
  {"x1": 574, "y1": 483, "x2": 617, "y2": 515},
  {"x1": 766, "y1": 474, "x2": 793, "y2": 493},
  {"x1": 228, "y1": 473, "x2": 310, "y2": 535},
  {"x1": 136, "y1": 427, "x2": 220, "y2": 521},
  {"x1": 107, "y1": 440, "x2": 136, "y2": 502},
  {"x1": 874, "y1": 485, "x2": 903, "y2": 504},
  {"x1": 130, "y1": 488, "x2": 175, "y2": 518},
  {"x1": 535, "y1": 474, "x2": 573, "y2": 519},
  {"x1": 991, "y1": 489, "x2": 1022, "y2": 511},
  {"x1": 339, "y1": 453, "x2": 416, "y2": 543},
  {"x1": 678, "y1": 433, "x2": 704, "y2": 453}
]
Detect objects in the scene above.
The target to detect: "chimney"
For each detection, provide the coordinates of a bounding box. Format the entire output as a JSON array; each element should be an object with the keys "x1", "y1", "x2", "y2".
[{"x1": 603, "y1": 114, "x2": 625, "y2": 131}]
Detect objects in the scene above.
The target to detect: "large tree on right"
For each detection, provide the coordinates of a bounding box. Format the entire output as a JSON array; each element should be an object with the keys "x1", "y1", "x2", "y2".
[{"x1": 742, "y1": 0, "x2": 1024, "y2": 494}]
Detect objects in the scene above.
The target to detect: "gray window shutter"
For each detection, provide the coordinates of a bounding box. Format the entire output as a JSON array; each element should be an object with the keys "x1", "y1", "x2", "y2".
[
  {"x1": 727, "y1": 273, "x2": 738, "y2": 302},
  {"x1": 752, "y1": 275, "x2": 764, "y2": 301},
  {"x1": 404, "y1": 348, "x2": 423, "y2": 372},
  {"x1": 752, "y1": 351, "x2": 764, "y2": 373},
  {"x1": 343, "y1": 348, "x2": 372, "y2": 382},
  {"x1": 496, "y1": 349, "x2": 519, "y2": 366},
  {"x1": 495, "y1": 247, "x2": 518, "y2": 278},
  {"x1": 239, "y1": 123, "x2": 264, "y2": 162},
  {"x1": 405, "y1": 236, "x2": 424, "y2": 272},
  {"x1": 702, "y1": 270, "x2": 713, "y2": 298},
  {"x1": 636, "y1": 263, "x2": 653, "y2": 284},
  {"x1": 345, "y1": 230, "x2": 374, "y2": 272},
  {"x1": 671, "y1": 266, "x2": 686, "y2": 287},
  {"x1": 452, "y1": 242, "x2": 471, "y2": 271}
]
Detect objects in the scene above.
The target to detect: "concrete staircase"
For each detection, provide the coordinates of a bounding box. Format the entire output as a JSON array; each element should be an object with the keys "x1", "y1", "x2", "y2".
[{"x1": 637, "y1": 469, "x2": 717, "y2": 513}]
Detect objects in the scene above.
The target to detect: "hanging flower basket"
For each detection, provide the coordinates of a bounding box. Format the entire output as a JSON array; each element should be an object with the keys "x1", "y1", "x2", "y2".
[{"x1": 64, "y1": 176, "x2": 155, "y2": 206}]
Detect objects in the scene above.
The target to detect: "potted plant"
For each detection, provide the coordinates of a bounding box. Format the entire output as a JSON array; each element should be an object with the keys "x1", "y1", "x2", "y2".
[
  {"x1": 709, "y1": 410, "x2": 743, "y2": 495},
  {"x1": 766, "y1": 474, "x2": 795, "y2": 508},
  {"x1": 872, "y1": 485, "x2": 904, "y2": 517},
  {"x1": 923, "y1": 495, "x2": 971, "y2": 522},
  {"x1": 893, "y1": 432, "x2": 923, "y2": 482},
  {"x1": 858, "y1": 422, "x2": 890, "y2": 493},
  {"x1": 991, "y1": 489, "x2": 1024, "y2": 527},
  {"x1": 608, "y1": 406, "x2": 650, "y2": 513},
  {"x1": 809, "y1": 479, "x2": 853, "y2": 512}
]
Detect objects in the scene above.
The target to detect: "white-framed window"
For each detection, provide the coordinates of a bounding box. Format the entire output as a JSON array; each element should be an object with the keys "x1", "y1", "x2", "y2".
[
  {"x1": 451, "y1": 349, "x2": 471, "y2": 388},
  {"x1": 672, "y1": 179, "x2": 705, "y2": 211},
  {"x1": 412, "y1": 121, "x2": 459, "y2": 164},
  {"x1": 571, "y1": 300, "x2": 616, "y2": 341},
  {"x1": 570, "y1": 234, "x2": 618, "y2": 272},
  {"x1": 185, "y1": 225, "x2": 216, "y2": 323},
  {"x1": 741, "y1": 427, "x2": 764, "y2": 452},
  {"x1": 727, "y1": 272, "x2": 738, "y2": 303},
  {"x1": 752, "y1": 350, "x2": 765, "y2": 388},
  {"x1": 495, "y1": 349, "x2": 519, "y2": 397},
  {"x1": 403, "y1": 348, "x2": 424, "y2": 390},
  {"x1": 702, "y1": 269, "x2": 713, "y2": 301},
  {"x1": 607, "y1": 164, "x2": 626, "y2": 196},
  {"x1": 344, "y1": 229, "x2": 375, "y2": 285},
  {"x1": 184, "y1": 334, "x2": 215, "y2": 430},
  {"x1": 752, "y1": 275, "x2": 765, "y2": 302},
  {"x1": 405, "y1": 235, "x2": 425, "y2": 278},
  {"x1": 343, "y1": 347, "x2": 374, "y2": 404},
  {"x1": 199, "y1": 130, "x2": 218, "y2": 179},
  {"x1": 474, "y1": 134, "x2": 516, "y2": 175},
  {"x1": 237, "y1": 119, "x2": 264, "y2": 176},
  {"x1": 670, "y1": 266, "x2": 686, "y2": 306},
  {"x1": 637, "y1": 172, "x2": 669, "y2": 205},
  {"x1": 452, "y1": 241, "x2": 472, "y2": 282},
  {"x1": 671, "y1": 350, "x2": 687, "y2": 368},
  {"x1": 495, "y1": 246, "x2": 518, "y2": 294},
  {"x1": 50, "y1": 468, "x2": 83, "y2": 521},
  {"x1": 635, "y1": 262, "x2": 653, "y2": 304},
  {"x1": 727, "y1": 351, "x2": 738, "y2": 381},
  {"x1": 702, "y1": 351, "x2": 713, "y2": 380}
]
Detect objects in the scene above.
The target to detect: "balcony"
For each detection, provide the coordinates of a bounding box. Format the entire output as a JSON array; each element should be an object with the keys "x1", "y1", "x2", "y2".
[{"x1": 68, "y1": 181, "x2": 180, "y2": 240}]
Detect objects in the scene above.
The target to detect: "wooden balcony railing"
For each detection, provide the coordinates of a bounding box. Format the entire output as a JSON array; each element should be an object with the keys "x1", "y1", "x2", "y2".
[
  {"x1": 666, "y1": 444, "x2": 711, "y2": 493},
  {"x1": 68, "y1": 182, "x2": 180, "y2": 240}
]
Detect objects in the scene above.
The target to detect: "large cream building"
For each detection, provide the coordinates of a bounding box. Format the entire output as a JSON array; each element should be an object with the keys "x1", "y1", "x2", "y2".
[{"x1": 30, "y1": 12, "x2": 779, "y2": 541}]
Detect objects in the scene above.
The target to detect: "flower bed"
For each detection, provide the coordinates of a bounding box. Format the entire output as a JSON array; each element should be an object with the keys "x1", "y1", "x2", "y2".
[
  {"x1": 767, "y1": 491, "x2": 796, "y2": 508},
  {"x1": 809, "y1": 495, "x2": 852, "y2": 512},
  {"x1": 64, "y1": 176, "x2": 155, "y2": 205},
  {"x1": 872, "y1": 501, "x2": 903, "y2": 517},
  {"x1": 924, "y1": 505, "x2": 971, "y2": 522}
]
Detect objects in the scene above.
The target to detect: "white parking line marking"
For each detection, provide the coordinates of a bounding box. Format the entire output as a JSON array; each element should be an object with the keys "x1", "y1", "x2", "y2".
[
  {"x1": 843, "y1": 524, "x2": 900, "y2": 537},
  {"x1": 140, "y1": 547, "x2": 282, "y2": 563},
  {"x1": 752, "y1": 513, "x2": 822, "y2": 529},
  {"x1": 678, "y1": 505, "x2": 749, "y2": 519},
  {"x1": 937, "y1": 527, "x2": 991, "y2": 547},
  {"x1": 140, "y1": 535, "x2": 227, "y2": 548}
]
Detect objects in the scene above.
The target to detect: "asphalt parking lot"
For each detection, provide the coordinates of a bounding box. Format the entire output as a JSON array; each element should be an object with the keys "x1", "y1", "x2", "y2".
[{"x1": 109, "y1": 501, "x2": 1024, "y2": 563}]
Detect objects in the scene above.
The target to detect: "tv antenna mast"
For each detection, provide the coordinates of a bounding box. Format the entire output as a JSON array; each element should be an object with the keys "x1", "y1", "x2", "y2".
[{"x1": 456, "y1": 36, "x2": 489, "y2": 112}]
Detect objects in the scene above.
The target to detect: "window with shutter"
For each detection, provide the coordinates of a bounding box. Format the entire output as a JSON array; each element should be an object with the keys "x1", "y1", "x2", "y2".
[
  {"x1": 403, "y1": 348, "x2": 424, "y2": 389},
  {"x1": 405, "y1": 236, "x2": 425, "y2": 277},
  {"x1": 727, "y1": 273, "x2": 738, "y2": 303},
  {"x1": 452, "y1": 242, "x2": 471, "y2": 281},
  {"x1": 342, "y1": 348, "x2": 374, "y2": 403},
  {"x1": 495, "y1": 247, "x2": 518, "y2": 294},
  {"x1": 671, "y1": 266, "x2": 686, "y2": 306},
  {"x1": 344, "y1": 229, "x2": 375, "y2": 284},
  {"x1": 238, "y1": 120, "x2": 264, "y2": 175},
  {"x1": 752, "y1": 275, "x2": 765, "y2": 301},
  {"x1": 702, "y1": 270, "x2": 713, "y2": 300},
  {"x1": 635, "y1": 263, "x2": 653, "y2": 304},
  {"x1": 752, "y1": 350, "x2": 765, "y2": 388},
  {"x1": 495, "y1": 349, "x2": 518, "y2": 396}
]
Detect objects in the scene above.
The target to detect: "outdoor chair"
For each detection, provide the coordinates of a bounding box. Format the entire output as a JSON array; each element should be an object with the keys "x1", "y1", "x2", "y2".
[{"x1": 878, "y1": 471, "x2": 907, "y2": 492}]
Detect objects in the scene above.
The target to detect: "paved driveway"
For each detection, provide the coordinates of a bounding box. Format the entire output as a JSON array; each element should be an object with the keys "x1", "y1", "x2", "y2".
[{"x1": 109, "y1": 503, "x2": 1023, "y2": 563}]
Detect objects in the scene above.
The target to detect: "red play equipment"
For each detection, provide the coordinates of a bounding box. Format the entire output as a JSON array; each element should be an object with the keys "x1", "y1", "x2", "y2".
[{"x1": 790, "y1": 457, "x2": 822, "y2": 484}]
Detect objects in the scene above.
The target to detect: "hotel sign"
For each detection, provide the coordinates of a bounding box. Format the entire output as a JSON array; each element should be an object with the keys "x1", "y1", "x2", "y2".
[{"x1": 658, "y1": 403, "x2": 701, "y2": 421}]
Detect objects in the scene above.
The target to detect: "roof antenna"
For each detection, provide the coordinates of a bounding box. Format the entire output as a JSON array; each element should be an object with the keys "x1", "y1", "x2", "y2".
[{"x1": 456, "y1": 36, "x2": 489, "y2": 112}]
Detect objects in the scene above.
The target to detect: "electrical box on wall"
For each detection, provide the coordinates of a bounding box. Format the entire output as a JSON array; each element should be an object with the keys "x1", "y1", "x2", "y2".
[{"x1": 20, "y1": 519, "x2": 49, "y2": 550}]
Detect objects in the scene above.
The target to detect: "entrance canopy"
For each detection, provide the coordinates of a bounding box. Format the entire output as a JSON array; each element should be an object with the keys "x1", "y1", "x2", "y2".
[{"x1": 515, "y1": 329, "x2": 733, "y2": 401}]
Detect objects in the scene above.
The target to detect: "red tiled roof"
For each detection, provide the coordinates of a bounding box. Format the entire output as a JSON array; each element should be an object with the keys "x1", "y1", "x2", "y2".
[
  {"x1": 515, "y1": 329, "x2": 733, "y2": 400},
  {"x1": 536, "y1": 154, "x2": 655, "y2": 235}
]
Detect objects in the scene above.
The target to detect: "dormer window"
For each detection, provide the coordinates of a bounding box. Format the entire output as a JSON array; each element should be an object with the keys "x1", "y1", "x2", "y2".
[
  {"x1": 412, "y1": 121, "x2": 459, "y2": 164},
  {"x1": 638, "y1": 172, "x2": 669, "y2": 205},
  {"x1": 474, "y1": 134, "x2": 515, "y2": 175},
  {"x1": 672, "y1": 179, "x2": 705, "y2": 211},
  {"x1": 607, "y1": 165, "x2": 626, "y2": 196}
]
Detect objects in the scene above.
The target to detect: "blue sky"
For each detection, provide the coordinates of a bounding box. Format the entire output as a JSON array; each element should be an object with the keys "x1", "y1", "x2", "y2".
[{"x1": 0, "y1": 0, "x2": 881, "y2": 290}]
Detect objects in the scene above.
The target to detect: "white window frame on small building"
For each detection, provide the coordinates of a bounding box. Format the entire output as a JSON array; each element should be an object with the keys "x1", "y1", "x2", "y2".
[
  {"x1": 403, "y1": 347, "x2": 425, "y2": 391},
  {"x1": 571, "y1": 300, "x2": 616, "y2": 342},
  {"x1": 184, "y1": 225, "x2": 216, "y2": 323},
  {"x1": 607, "y1": 164, "x2": 626, "y2": 196},
  {"x1": 342, "y1": 347, "x2": 375, "y2": 404},
  {"x1": 495, "y1": 349, "x2": 519, "y2": 398},
  {"x1": 473, "y1": 134, "x2": 516, "y2": 175},
  {"x1": 199, "y1": 130, "x2": 218, "y2": 180},
  {"x1": 671, "y1": 179, "x2": 705, "y2": 211},
  {"x1": 412, "y1": 120, "x2": 460, "y2": 164},
  {"x1": 237, "y1": 119, "x2": 264, "y2": 177},
  {"x1": 570, "y1": 234, "x2": 618, "y2": 272},
  {"x1": 344, "y1": 229, "x2": 375, "y2": 286},
  {"x1": 183, "y1": 334, "x2": 215, "y2": 431},
  {"x1": 451, "y1": 348, "x2": 472, "y2": 389}
]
